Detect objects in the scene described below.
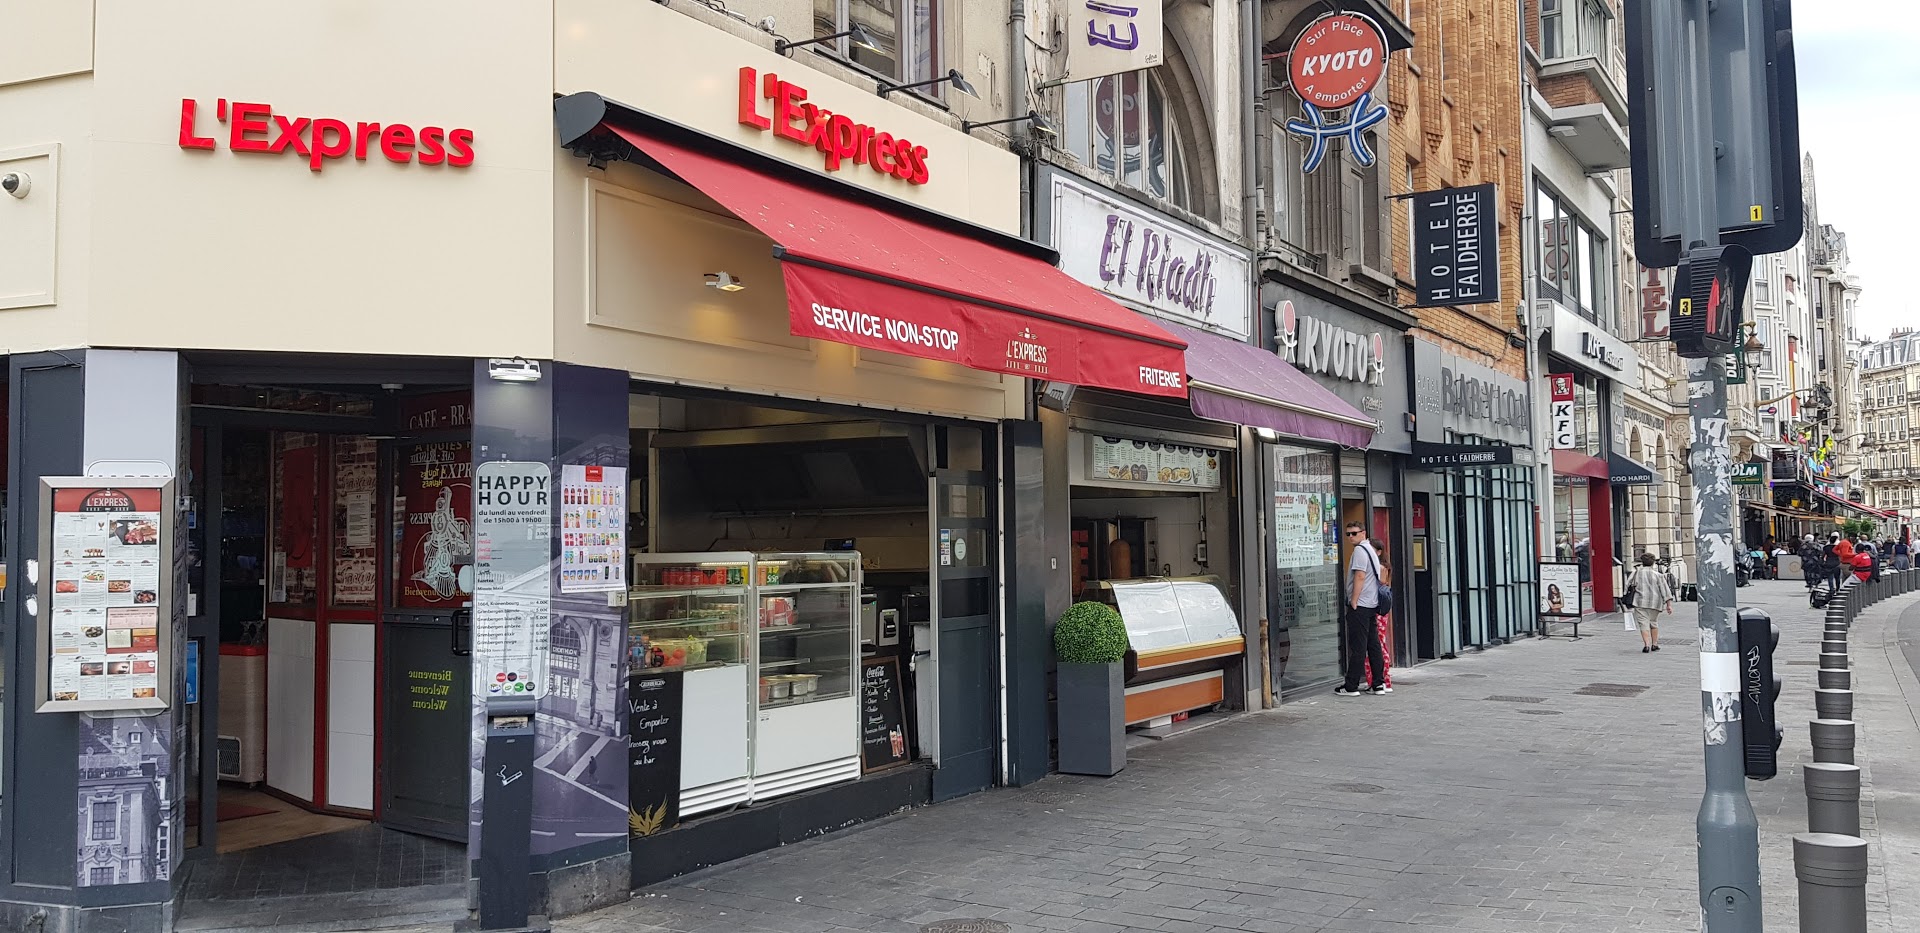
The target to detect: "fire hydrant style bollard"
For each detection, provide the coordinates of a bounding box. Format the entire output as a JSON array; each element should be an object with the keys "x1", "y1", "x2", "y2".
[
  {"x1": 1794, "y1": 833, "x2": 1869, "y2": 933},
  {"x1": 1818, "y1": 669, "x2": 1850, "y2": 690},
  {"x1": 1802, "y1": 762, "x2": 1862, "y2": 837}
]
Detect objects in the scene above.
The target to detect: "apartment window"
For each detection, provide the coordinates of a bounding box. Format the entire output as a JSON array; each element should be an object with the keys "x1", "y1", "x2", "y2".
[
  {"x1": 1541, "y1": 0, "x2": 1611, "y2": 60},
  {"x1": 1066, "y1": 70, "x2": 1204, "y2": 216},
  {"x1": 1535, "y1": 182, "x2": 1611, "y2": 326},
  {"x1": 89, "y1": 867, "x2": 115, "y2": 886},
  {"x1": 1752, "y1": 266, "x2": 1773, "y2": 306},
  {"x1": 90, "y1": 801, "x2": 116, "y2": 842},
  {"x1": 1272, "y1": 100, "x2": 1386, "y2": 276},
  {"x1": 813, "y1": 0, "x2": 939, "y2": 88}
]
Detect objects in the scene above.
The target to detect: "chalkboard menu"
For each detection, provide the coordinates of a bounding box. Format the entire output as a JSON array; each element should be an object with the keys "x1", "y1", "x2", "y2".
[
  {"x1": 859, "y1": 657, "x2": 911, "y2": 773},
  {"x1": 628, "y1": 670, "x2": 684, "y2": 835}
]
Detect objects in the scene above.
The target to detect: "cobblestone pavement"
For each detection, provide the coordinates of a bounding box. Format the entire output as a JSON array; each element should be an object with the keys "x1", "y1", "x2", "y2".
[{"x1": 525, "y1": 580, "x2": 1913, "y2": 933}]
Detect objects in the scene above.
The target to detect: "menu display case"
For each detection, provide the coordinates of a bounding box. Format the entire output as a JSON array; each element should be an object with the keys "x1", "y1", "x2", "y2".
[
  {"x1": 628, "y1": 552, "x2": 861, "y2": 814},
  {"x1": 1091, "y1": 578, "x2": 1245, "y2": 726}
]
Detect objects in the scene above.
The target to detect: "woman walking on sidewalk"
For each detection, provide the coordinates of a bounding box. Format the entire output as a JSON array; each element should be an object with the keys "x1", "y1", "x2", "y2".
[{"x1": 1626, "y1": 553, "x2": 1675, "y2": 653}]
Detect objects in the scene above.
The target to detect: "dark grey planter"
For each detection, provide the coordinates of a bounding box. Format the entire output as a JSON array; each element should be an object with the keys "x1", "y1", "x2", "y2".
[{"x1": 1057, "y1": 662, "x2": 1125, "y2": 776}]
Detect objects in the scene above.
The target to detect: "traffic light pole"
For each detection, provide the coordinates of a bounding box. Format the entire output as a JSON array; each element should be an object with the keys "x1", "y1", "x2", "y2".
[{"x1": 1668, "y1": 0, "x2": 1764, "y2": 927}]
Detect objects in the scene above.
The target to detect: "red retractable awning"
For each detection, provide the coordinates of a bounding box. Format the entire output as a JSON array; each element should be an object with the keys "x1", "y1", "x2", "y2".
[{"x1": 604, "y1": 125, "x2": 1189, "y2": 398}]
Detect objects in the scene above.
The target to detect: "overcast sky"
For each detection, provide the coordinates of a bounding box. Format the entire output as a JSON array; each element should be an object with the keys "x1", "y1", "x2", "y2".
[{"x1": 1795, "y1": 2, "x2": 1913, "y2": 341}]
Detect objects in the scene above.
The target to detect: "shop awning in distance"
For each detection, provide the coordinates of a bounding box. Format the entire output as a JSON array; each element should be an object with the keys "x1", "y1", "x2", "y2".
[
  {"x1": 1817, "y1": 489, "x2": 1893, "y2": 519},
  {"x1": 1160, "y1": 322, "x2": 1377, "y2": 448},
  {"x1": 1607, "y1": 453, "x2": 1658, "y2": 486},
  {"x1": 595, "y1": 121, "x2": 1190, "y2": 399}
]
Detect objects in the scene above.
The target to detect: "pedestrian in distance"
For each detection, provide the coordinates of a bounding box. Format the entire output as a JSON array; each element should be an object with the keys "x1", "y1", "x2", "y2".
[
  {"x1": 1363, "y1": 538, "x2": 1394, "y2": 692},
  {"x1": 1334, "y1": 522, "x2": 1388, "y2": 697},
  {"x1": 1896, "y1": 537, "x2": 1913, "y2": 572},
  {"x1": 1625, "y1": 553, "x2": 1675, "y2": 653}
]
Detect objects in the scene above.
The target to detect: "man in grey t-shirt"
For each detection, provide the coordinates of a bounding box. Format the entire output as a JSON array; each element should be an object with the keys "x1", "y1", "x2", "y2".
[{"x1": 1335, "y1": 521, "x2": 1388, "y2": 696}]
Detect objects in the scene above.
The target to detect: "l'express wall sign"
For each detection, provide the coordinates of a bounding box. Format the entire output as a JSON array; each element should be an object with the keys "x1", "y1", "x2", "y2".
[
  {"x1": 737, "y1": 67, "x2": 932, "y2": 185},
  {"x1": 178, "y1": 98, "x2": 475, "y2": 172}
]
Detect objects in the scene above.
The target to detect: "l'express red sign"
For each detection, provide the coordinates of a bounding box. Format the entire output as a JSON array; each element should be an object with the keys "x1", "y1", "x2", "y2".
[
  {"x1": 736, "y1": 68, "x2": 931, "y2": 185},
  {"x1": 178, "y1": 98, "x2": 475, "y2": 173}
]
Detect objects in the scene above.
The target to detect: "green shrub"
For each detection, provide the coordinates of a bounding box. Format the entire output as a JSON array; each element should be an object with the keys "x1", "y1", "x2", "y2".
[{"x1": 1053, "y1": 601, "x2": 1129, "y2": 665}]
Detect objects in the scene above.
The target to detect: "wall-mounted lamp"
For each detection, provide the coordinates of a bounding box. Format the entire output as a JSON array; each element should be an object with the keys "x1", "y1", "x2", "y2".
[
  {"x1": 775, "y1": 23, "x2": 882, "y2": 56},
  {"x1": 1739, "y1": 324, "x2": 1766, "y2": 372},
  {"x1": 1253, "y1": 427, "x2": 1280, "y2": 442},
  {"x1": 705, "y1": 271, "x2": 746, "y2": 292},
  {"x1": 961, "y1": 110, "x2": 1058, "y2": 137},
  {"x1": 879, "y1": 68, "x2": 978, "y2": 100},
  {"x1": 487, "y1": 357, "x2": 543, "y2": 383},
  {"x1": 1547, "y1": 124, "x2": 1578, "y2": 138}
]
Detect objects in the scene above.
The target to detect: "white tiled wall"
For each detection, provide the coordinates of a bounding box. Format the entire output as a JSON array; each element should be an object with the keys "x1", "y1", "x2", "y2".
[
  {"x1": 266, "y1": 617, "x2": 316, "y2": 802},
  {"x1": 326, "y1": 622, "x2": 377, "y2": 811}
]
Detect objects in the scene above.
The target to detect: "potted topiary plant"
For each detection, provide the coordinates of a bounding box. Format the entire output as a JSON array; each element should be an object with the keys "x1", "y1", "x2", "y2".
[{"x1": 1053, "y1": 600, "x2": 1130, "y2": 776}]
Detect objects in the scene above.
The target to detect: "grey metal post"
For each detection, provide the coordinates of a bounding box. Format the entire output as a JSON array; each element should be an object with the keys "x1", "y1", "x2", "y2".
[
  {"x1": 1675, "y1": 0, "x2": 1758, "y2": 912},
  {"x1": 1814, "y1": 689, "x2": 1854, "y2": 721},
  {"x1": 1820, "y1": 652, "x2": 1849, "y2": 671},
  {"x1": 1802, "y1": 763, "x2": 1862, "y2": 837},
  {"x1": 1817, "y1": 669, "x2": 1850, "y2": 691},
  {"x1": 1809, "y1": 718, "x2": 1856, "y2": 765},
  {"x1": 1793, "y1": 834, "x2": 1868, "y2": 933}
]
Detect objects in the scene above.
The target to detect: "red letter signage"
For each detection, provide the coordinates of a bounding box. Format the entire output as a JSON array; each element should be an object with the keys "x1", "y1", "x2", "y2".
[
  {"x1": 736, "y1": 68, "x2": 931, "y2": 185},
  {"x1": 177, "y1": 98, "x2": 476, "y2": 172}
]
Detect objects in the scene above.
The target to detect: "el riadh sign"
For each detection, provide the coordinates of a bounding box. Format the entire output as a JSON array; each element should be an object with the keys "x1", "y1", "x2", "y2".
[
  {"x1": 178, "y1": 98, "x2": 474, "y2": 173},
  {"x1": 1412, "y1": 183, "x2": 1500, "y2": 307},
  {"x1": 738, "y1": 67, "x2": 932, "y2": 185},
  {"x1": 1051, "y1": 174, "x2": 1252, "y2": 340}
]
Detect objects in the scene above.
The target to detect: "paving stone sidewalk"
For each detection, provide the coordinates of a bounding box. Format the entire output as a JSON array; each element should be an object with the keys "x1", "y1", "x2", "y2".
[{"x1": 543, "y1": 580, "x2": 1910, "y2": 933}]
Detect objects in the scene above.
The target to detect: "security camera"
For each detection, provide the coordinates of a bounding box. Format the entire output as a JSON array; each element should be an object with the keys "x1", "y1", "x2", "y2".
[{"x1": 0, "y1": 173, "x2": 26, "y2": 199}]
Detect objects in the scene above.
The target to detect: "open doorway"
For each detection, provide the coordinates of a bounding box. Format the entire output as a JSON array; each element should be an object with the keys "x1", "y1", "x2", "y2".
[{"x1": 178, "y1": 385, "x2": 472, "y2": 927}]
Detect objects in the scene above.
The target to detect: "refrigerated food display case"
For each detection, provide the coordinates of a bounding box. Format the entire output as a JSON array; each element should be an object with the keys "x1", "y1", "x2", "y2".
[
  {"x1": 629, "y1": 552, "x2": 861, "y2": 814},
  {"x1": 1087, "y1": 577, "x2": 1244, "y2": 726}
]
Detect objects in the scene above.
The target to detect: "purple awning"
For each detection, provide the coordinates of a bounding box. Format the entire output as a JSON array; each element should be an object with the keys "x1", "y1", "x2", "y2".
[{"x1": 1162, "y1": 322, "x2": 1378, "y2": 448}]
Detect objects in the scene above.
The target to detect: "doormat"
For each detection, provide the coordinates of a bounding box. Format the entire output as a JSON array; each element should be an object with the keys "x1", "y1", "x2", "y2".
[{"x1": 185, "y1": 801, "x2": 277, "y2": 824}]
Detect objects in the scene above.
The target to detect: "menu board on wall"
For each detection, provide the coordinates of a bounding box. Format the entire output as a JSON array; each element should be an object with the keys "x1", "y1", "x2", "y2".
[
  {"x1": 560, "y1": 464, "x2": 627, "y2": 593},
  {"x1": 398, "y1": 441, "x2": 474, "y2": 609},
  {"x1": 38, "y1": 477, "x2": 174, "y2": 712},
  {"x1": 1087, "y1": 436, "x2": 1224, "y2": 489}
]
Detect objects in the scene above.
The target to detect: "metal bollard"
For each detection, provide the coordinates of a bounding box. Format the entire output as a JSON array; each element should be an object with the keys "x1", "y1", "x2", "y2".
[
  {"x1": 1794, "y1": 833, "x2": 1868, "y2": 933},
  {"x1": 1803, "y1": 762, "x2": 1862, "y2": 836},
  {"x1": 1821, "y1": 639, "x2": 1848, "y2": 655},
  {"x1": 1814, "y1": 688, "x2": 1854, "y2": 720},
  {"x1": 1810, "y1": 718, "x2": 1856, "y2": 764},
  {"x1": 1818, "y1": 668, "x2": 1851, "y2": 690},
  {"x1": 1821, "y1": 652, "x2": 1849, "y2": 671}
]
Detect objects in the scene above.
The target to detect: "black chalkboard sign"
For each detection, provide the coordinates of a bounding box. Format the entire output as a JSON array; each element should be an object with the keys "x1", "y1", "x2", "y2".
[
  {"x1": 859, "y1": 657, "x2": 911, "y2": 773},
  {"x1": 627, "y1": 670, "x2": 684, "y2": 836}
]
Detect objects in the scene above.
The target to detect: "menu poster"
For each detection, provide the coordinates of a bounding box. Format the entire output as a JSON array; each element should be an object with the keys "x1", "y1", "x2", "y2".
[
  {"x1": 397, "y1": 441, "x2": 474, "y2": 608},
  {"x1": 859, "y1": 657, "x2": 911, "y2": 774},
  {"x1": 472, "y1": 461, "x2": 552, "y2": 697},
  {"x1": 560, "y1": 464, "x2": 628, "y2": 593},
  {"x1": 1088, "y1": 436, "x2": 1223, "y2": 489},
  {"x1": 42, "y1": 479, "x2": 171, "y2": 710},
  {"x1": 1272, "y1": 492, "x2": 1335, "y2": 568},
  {"x1": 627, "y1": 670, "x2": 684, "y2": 835}
]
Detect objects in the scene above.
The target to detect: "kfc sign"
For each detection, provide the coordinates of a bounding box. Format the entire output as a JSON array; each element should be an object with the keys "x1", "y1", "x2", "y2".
[
  {"x1": 737, "y1": 67, "x2": 931, "y2": 185},
  {"x1": 178, "y1": 98, "x2": 475, "y2": 173}
]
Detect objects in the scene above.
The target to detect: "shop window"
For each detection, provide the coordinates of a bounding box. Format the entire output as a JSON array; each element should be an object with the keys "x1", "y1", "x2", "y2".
[
  {"x1": 1266, "y1": 443, "x2": 1341, "y2": 693},
  {"x1": 1065, "y1": 69, "x2": 1207, "y2": 218},
  {"x1": 812, "y1": 0, "x2": 940, "y2": 90}
]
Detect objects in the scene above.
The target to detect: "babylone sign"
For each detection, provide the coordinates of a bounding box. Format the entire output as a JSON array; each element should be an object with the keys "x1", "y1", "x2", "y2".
[{"x1": 1282, "y1": 12, "x2": 1391, "y2": 171}]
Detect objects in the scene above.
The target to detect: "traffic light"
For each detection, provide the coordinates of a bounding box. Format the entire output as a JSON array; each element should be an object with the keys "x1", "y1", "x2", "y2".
[
  {"x1": 1670, "y1": 244, "x2": 1752, "y2": 359},
  {"x1": 1737, "y1": 607, "x2": 1783, "y2": 780}
]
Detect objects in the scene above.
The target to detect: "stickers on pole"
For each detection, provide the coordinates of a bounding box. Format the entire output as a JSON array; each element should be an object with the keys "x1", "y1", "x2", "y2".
[{"x1": 473, "y1": 461, "x2": 552, "y2": 698}]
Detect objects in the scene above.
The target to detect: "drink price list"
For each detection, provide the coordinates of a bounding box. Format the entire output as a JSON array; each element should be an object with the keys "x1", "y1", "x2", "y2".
[
  {"x1": 560, "y1": 464, "x2": 627, "y2": 593},
  {"x1": 45, "y1": 484, "x2": 168, "y2": 706}
]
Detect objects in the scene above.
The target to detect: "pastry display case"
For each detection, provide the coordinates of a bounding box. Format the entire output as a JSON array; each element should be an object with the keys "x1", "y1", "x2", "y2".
[{"x1": 628, "y1": 551, "x2": 862, "y2": 814}]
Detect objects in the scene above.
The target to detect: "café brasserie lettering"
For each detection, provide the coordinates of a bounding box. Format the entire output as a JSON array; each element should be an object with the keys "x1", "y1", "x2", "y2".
[{"x1": 737, "y1": 67, "x2": 931, "y2": 185}]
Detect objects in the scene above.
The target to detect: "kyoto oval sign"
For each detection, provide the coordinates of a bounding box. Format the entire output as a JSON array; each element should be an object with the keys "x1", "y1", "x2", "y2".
[{"x1": 1288, "y1": 13, "x2": 1388, "y2": 110}]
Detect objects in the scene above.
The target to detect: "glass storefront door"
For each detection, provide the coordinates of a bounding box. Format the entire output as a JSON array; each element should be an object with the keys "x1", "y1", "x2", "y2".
[{"x1": 1266, "y1": 443, "x2": 1340, "y2": 693}]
